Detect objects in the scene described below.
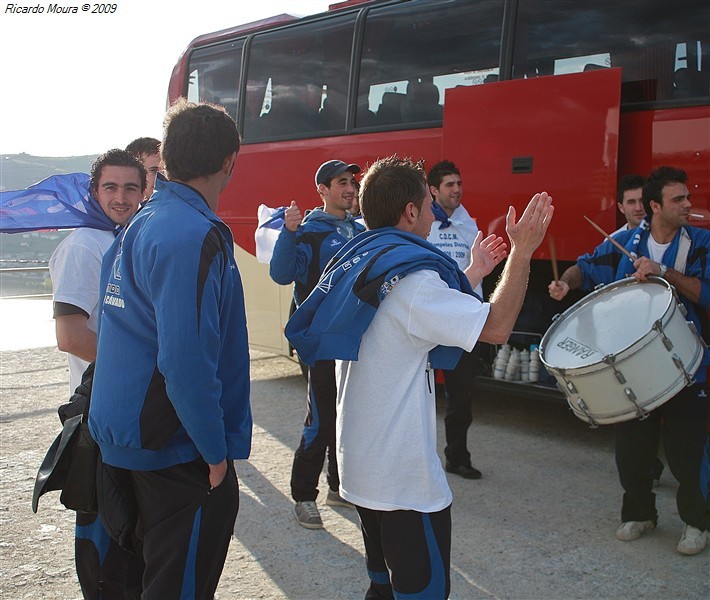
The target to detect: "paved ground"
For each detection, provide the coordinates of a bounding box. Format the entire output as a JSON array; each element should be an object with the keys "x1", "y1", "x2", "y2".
[{"x1": 0, "y1": 346, "x2": 708, "y2": 599}]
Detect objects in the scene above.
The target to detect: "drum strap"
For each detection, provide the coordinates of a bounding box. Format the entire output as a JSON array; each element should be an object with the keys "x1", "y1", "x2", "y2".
[
  {"x1": 672, "y1": 228, "x2": 691, "y2": 274},
  {"x1": 672, "y1": 228, "x2": 709, "y2": 344}
]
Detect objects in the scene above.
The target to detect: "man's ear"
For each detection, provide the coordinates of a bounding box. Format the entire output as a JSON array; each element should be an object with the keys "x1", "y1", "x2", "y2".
[
  {"x1": 223, "y1": 152, "x2": 237, "y2": 176},
  {"x1": 406, "y1": 202, "x2": 418, "y2": 221},
  {"x1": 429, "y1": 185, "x2": 438, "y2": 199}
]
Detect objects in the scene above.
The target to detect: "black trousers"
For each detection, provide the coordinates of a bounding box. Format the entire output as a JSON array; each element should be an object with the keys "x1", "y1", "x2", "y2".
[
  {"x1": 357, "y1": 505, "x2": 451, "y2": 599},
  {"x1": 614, "y1": 383, "x2": 709, "y2": 529},
  {"x1": 291, "y1": 360, "x2": 339, "y2": 501},
  {"x1": 130, "y1": 459, "x2": 239, "y2": 599},
  {"x1": 442, "y1": 346, "x2": 479, "y2": 468},
  {"x1": 75, "y1": 511, "x2": 144, "y2": 600}
]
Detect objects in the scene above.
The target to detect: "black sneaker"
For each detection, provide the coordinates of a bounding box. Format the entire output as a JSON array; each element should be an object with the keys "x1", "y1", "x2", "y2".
[{"x1": 445, "y1": 463, "x2": 482, "y2": 479}]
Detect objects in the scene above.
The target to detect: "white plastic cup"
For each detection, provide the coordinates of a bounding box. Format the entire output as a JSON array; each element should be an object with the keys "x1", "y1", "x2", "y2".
[
  {"x1": 504, "y1": 348, "x2": 519, "y2": 381},
  {"x1": 520, "y1": 349, "x2": 530, "y2": 381},
  {"x1": 493, "y1": 344, "x2": 510, "y2": 379}
]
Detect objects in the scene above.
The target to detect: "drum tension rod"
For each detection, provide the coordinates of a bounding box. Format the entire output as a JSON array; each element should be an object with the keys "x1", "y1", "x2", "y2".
[
  {"x1": 652, "y1": 319, "x2": 674, "y2": 352},
  {"x1": 672, "y1": 354, "x2": 695, "y2": 386},
  {"x1": 575, "y1": 398, "x2": 598, "y2": 428},
  {"x1": 602, "y1": 354, "x2": 626, "y2": 384},
  {"x1": 623, "y1": 388, "x2": 649, "y2": 420}
]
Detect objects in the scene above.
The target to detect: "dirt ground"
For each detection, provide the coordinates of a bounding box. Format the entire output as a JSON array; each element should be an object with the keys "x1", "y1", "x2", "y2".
[{"x1": 1, "y1": 346, "x2": 708, "y2": 599}]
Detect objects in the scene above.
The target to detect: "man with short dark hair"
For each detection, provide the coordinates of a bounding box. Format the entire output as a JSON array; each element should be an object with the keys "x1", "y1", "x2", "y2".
[
  {"x1": 270, "y1": 159, "x2": 365, "y2": 529},
  {"x1": 426, "y1": 159, "x2": 483, "y2": 479},
  {"x1": 125, "y1": 137, "x2": 161, "y2": 200},
  {"x1": 49, "y1": 148, "x2": 145, "y2": 599},
  {"x1": 611, "y1": 173, "x2": 666, "y2": 484},
  {"x1": 286, "y1": 156, "x2": 553, "y2": 597},
  {"x1": 90, "y1": 99, "x2": 252, "y2": 597},
  {"x1": 549, "y1": 166, "x2": 710, "y2": 556},
  {"x1": 613, "y1": 174, "x2": 646, "y2": 235},
  {"x1": 50, "y1": 149, "x2": 145, "y2": 393}
]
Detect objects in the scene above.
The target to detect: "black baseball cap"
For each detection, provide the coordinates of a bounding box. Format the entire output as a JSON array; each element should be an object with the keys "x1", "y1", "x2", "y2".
[{"x1": 315, "y1": 160, "x2": 361, "y2": 186}]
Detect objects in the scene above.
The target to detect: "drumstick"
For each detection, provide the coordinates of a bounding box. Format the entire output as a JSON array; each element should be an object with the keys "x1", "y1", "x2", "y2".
[
  {"x1": 548, "y1": 235, "x2": 559, "y2": 284},
  {"x1": 583, "y1": 215, "x2": 636, "y2": 261}
]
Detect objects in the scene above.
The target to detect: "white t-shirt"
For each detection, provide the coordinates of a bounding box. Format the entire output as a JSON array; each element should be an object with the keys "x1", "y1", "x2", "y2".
[
  {"x1": 427, "y1": 204, "x2": 483, "y2": 297},
  {"x1": 335, "y1": 270, "x2": 489, "y2": 512},
  {"x1": 647, "y1": 234, "x2": 671, "y2": 264},
  {"x1": 49, "y1": 228, "x2": 115, "y2": 392}
]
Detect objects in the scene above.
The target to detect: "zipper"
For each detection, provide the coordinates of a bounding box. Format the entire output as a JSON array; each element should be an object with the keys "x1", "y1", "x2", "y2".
[{"x1": 426, "y1": 360, "x2": 432, "y2": 393}]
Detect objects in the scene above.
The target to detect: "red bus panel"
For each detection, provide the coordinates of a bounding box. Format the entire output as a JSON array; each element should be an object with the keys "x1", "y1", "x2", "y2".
[
  {"x1": 221, "y1": 129, "x2": 443, "y2": 255},
  {"x1": 443, "y1": 69, "x2": 622, "y2": 262}
]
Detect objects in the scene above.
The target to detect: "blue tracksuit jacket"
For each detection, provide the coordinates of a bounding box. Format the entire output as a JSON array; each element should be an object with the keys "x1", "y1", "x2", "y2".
[
  {"x1": 269, "y1": 207, "x2": 365, "y2": 305},
  {"x1": 89, "y1": 181, "x2": 252, "y2": 470},
  {"x1": 285, "y1": 227, "x2": 476, "y2": 370}
]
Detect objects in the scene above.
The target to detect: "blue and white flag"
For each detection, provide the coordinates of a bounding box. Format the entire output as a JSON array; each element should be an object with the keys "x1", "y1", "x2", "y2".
[
  {"x1": 0, "y1": 173, "x2": 114, "y2": 233},
  {"x1": 255, "y1": 204, "x2": 286, "y2": 264}
]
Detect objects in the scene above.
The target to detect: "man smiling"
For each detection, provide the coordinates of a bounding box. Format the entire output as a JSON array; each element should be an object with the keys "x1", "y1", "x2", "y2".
[
  {"x1": 549, "y1": 166, "x2": 710, "y2": 556},
  {"x1": 50, "y1": 149, "x2": 144, "y2": 392},
  {"x1": 48, "y1": 148, "x2": 145, "y2": 598},
  {"x1": 270, "y1": 159, "x2": 365, "y2": 529}
]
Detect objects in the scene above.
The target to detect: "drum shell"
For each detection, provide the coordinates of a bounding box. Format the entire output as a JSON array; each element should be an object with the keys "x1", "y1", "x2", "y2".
[{"x1": 540, "y1": 278, "x2": 704, "y2": 425}]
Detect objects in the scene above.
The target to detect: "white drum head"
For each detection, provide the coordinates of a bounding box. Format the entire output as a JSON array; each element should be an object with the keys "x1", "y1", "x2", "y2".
[{"x1": 542, "y1": 278, "x2": 671, "y2": 370}]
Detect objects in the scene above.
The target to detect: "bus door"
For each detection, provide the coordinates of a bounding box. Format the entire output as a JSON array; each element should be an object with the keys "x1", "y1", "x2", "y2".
[
  {"x1": 442, "y1": 68, "x2": 623, "y2": 387},
  {"x1": 441, "y1": 68, "x2": 623, "y2": 264}
]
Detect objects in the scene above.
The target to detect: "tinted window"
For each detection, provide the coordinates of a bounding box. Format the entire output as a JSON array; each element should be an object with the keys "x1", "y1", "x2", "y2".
[
  {"x1": 512, "y1": 0, "x2": 710, "y2": 104},
  {"x1": 243, "y1": 15, "x2": 355, "y2": 142},
  {"x1": 187, "y1": 40, "x2": 244, "y2": 121},
  {"x1": 357, "y1": 0, "x2": 504, "y2": 128}
]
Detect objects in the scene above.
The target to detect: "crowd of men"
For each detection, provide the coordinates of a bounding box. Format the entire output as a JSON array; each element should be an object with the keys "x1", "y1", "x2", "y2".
[{"x1": 33, "y1": 96, "x2": 709, "y2": 598}]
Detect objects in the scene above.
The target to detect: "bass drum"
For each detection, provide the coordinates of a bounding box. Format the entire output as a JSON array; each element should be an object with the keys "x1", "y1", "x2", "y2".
[{"x1": 540, "y1": 277, "x2": 704, "y2": 425}]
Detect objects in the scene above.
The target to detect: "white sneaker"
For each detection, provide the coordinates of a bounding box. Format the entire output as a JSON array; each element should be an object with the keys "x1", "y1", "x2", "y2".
[
  {"x1": 677, "y1": 524, "x2": 707, "y2": 556},
  {"x1": 615, "y1": 520, "x2": 655, "y2": 541}
]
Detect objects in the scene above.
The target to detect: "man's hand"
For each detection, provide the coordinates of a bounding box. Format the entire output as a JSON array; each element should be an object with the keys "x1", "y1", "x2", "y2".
[
  {"x1": 466, "y1": 231, "x2": 507, "y2": 285},
  {"x1": 284, "y1": 200, "x2": 303, "y2": 232},
  {"x1": 632, "y1": 256, "x2": 660, "y2": 282},
  {"x1": 505, "y1": 192, "x2": 554, "y2": 259},
  {"x1": 208, "y1": 459, "x2": 228, "y2": 489},
  {"x1": 548, "y1": 279, "x2": 570, "y2": 301}
]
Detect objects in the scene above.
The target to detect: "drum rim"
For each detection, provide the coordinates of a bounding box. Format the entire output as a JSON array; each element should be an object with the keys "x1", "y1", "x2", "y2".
[{"x1": 539, "y1": 276, "x2": 674, "y2": 372}]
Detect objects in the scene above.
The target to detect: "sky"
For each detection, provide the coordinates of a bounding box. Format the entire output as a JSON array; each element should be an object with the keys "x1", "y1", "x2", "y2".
[{"x1": 0, "y1": 0, "x2": 332, "y2": 157}]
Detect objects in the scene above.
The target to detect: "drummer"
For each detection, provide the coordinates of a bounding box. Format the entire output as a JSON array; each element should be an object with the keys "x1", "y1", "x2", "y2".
[{"x1": 548, "y1": 166, "x2": 710, "y2": 556}]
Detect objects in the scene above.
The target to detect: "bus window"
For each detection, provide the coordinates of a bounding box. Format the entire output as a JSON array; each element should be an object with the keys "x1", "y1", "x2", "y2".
[
  {"x1": 187, "y1": 40, "x2": 244, "y2": 121},
  {"x1": 243, "y1": 14, "x2": 355, "y2": 142},
  {"x1": 356, "y1": 0, "x2": 504, "y2": 129},
  {"x1": 512, "y1": 0, "x2": 710, "y2": 105}
]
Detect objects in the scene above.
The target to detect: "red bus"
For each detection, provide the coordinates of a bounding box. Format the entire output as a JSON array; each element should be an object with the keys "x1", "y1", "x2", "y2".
[{"x1": 168, "y1": 0, "x2": 709, "y2": 393}]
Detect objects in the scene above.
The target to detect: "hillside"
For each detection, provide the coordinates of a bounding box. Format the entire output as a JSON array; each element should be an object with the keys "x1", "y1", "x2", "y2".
[
  {"x1": 0, "y1": 154, "x2": 95, "y2": 296},
  {"x1": 0, "y1": 153, "x2": 98, "y2": 191}
]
